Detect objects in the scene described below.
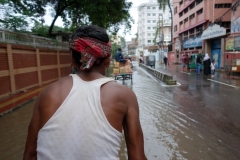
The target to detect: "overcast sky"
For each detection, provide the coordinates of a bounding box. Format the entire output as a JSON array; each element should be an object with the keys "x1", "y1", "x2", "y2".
[{"x1": 44, "y1": 0, "x2": 150, "y2": 41}]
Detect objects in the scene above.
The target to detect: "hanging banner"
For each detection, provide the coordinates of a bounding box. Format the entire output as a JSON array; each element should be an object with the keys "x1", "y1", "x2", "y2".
[
  {"x1": 201, "y1": 24, "x2": 226, "y2": 40},
  {"x1": 183, "y1": 36, "x2": 202, "y2": 48},
  {"x1": 225, "y1": 38, "x2": 234, "y2": 51}
]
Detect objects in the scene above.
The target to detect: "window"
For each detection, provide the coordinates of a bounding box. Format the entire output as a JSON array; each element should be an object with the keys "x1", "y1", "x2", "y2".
[
  {"x1": 196, "y1": 0, "x2": 203, "y2": 5},
  {"x1": 189, "y1": 29, "x2": 194, "y2": 38},
  {"x1": 184, "y1": 8, "x2": 188, "y2": 14},
  {"x1": 152, "y1": 13, "x2": 156, "y2": 16},
  {"x1": 189, "y1": 13, "x2": 195, "y2": 19},
  {"x1": 148, "y1": 40, "x2": 151, "y2": 43},
  {"x1": 179, "y1": 0, "x2": 183, "y2": 5},
  {"x1": 189, "y1": 3, "x2": 195, "y2": 10},
  {"x1": 147, "y1": 6, "x2": 150, "y2": 9},
  {"x1": 147, "y1": 20, "x2": 151, "y2": 23},
  {"x1": 153, "y1": 27, "x2": 156, "y2": 29},
  {"x1": 152, "y1": 33, "x2": 155, "y2": 36},
  {"x1": 152, "y1": 7, "x2": 156, "y2": 9},
  {"x1": 147, "y1": 27, "x2": 151, "y2": 30},
  {"x1": 152, "y1": 20, "x2": 156, "y2": 23},
  {"x1": 169, "y1": 17, "x2": 172, "y2": 20},
  {"x1": 184, "y1": 18, "x2": 188, "y2": 23},
  {"x1": 215, "y1": 3, "x2": 231, "y2": 8},
  {"x1": 147, "y1": 13, "x2": 151, "y2": 16},
  {"x1": 196, "y1": 25, "x2": 202, "y2": 32},
  {"x1": 197, "y1": 8, "x2": 203, "y2": 15},
  {"x1": 179, "y1": 12, "x2": 183, "y2": 17},
  {"x1": 148, "y1": 33, "x2": 151, "y2": 36},
  {"x1": 179, "y1": 21, "x2": 183, "y2": 25},
  {"x1": 174, "y1": 7, "x2": 178, "y2": 14},
  {"x1": 174, "y1": 25, "x2": 177, "y2": 32}
]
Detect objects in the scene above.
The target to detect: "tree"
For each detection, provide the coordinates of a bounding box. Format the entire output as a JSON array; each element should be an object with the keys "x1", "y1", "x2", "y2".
[
  {"x1": 157, "y1": 0, "x2": 173, "y2": 45},
  {"x1": 0, "y1": 1, "x2": 32, "y2": 31},
  {"x1": 9, "y1": 0, "x2": 133, "y2": 36}
]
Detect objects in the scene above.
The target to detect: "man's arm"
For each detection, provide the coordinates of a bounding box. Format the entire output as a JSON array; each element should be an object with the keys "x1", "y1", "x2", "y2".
[
  {"x1": 123, "y1": 90, "x2": 147, "y2": 160},
  {"x1": 23, "y1": 94, "x2": 42, "y2": 160}
]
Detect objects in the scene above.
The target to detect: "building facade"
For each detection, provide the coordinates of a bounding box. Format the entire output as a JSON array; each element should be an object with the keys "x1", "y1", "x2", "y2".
[
  {"x1": 137, "y1": 0, "x2": 172, "y2": 59},
  {"x1": 224, "y1": 0, "x2": 240, "y2": 73},
  {"x1": 171, "y1": 0, "x2": 232, "y2": 68}
]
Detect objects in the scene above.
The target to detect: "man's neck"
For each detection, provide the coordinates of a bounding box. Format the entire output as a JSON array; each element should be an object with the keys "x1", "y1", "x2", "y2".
[{"x1": 77, "y1": 67, "x2": 106, "y2": 81}]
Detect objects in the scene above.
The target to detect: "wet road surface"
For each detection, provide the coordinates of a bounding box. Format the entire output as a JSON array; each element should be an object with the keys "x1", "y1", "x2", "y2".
[{"x1": 1, "y1": 62, "x2": 240, "y2": 160}]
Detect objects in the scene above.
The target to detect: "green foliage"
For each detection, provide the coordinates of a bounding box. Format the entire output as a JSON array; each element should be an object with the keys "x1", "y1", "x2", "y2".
[
  {"x1": 31, "y1": 21, "x2": 70, "y2": 37},
  {"x1": 9, "y1": 0, "x2": 133, "y2": 35},
  {"x1": 111, "y1": 42, "x2": 121, "y2": 59},
  {"x1": 153, "y1": 22, "x2": 160, "y2": 45},
  {"x1": 0, "y1": 15, "x2": 29, "y2": 31}
]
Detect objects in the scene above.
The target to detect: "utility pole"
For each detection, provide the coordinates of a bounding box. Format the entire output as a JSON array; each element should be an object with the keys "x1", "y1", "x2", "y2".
[{"x1": 158, "y1": 13, "x2": 164, "y2": 65}]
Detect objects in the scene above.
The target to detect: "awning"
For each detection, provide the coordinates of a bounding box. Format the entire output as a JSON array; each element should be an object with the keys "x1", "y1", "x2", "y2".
[
  {"x1": 178, "y1": 0, "x2": 195, "y2": 14},
  {"x1": 178, "y1": 20, "x2": 208, "y2": 34}
]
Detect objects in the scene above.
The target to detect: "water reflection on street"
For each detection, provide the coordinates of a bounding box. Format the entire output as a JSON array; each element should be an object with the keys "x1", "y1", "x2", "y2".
[{"x1": 0, "y1": 62, "x2": 240, "y2": 160}]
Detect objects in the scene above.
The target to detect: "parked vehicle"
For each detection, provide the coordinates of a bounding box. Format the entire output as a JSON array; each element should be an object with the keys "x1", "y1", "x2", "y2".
[{"x1": 144, "y1": 55, "x2": 155, "y2": 68}]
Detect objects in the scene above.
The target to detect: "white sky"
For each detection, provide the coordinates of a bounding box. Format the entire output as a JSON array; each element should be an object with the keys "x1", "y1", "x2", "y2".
[{"x1": 44, "y1": 0, "x2": 149, "y2": 42}]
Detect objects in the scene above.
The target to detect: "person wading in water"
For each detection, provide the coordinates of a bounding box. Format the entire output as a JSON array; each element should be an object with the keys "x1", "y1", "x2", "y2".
[{"x1": 23, "y1": 25, "x2": 147, "y2": 160}]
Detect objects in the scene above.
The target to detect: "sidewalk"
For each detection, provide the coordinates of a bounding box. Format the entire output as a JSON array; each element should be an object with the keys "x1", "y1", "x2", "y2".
[
  {"x1": 0, "y1": 84, "x2": 49, "y2": 116},
  {"x1": 154, "y1": 62, "x2": 240, "y2": 88}
]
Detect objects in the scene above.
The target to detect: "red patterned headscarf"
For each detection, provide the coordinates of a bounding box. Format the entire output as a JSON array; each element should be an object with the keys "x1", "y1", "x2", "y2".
[{"x1": 70, "y1": 37, "x2": 111, "y2": 70}]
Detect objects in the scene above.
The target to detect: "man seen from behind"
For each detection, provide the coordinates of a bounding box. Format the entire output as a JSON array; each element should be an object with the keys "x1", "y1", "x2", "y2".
[{"x1": 23, "y1": 25, "x2": 147, "y2": 160}]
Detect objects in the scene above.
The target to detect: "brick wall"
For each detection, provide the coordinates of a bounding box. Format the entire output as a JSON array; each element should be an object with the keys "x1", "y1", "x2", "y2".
[{"x1": 0, "y1": 43, "x2": 71, "y2": 99}]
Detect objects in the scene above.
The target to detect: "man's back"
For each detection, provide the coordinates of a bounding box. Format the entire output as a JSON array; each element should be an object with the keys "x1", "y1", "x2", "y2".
[
  {"x1": 196, "y1": 55, "x2": 202, "y2": 63},
  {"x1": 23, "y1": 25, "x2": 146, "y2": 160},
  {"x1": 115, "y1": 51, "x2": 122, "y2": 62},
  {"x1": 37, "y1": 75, "x2": 123, "y2": 159}
]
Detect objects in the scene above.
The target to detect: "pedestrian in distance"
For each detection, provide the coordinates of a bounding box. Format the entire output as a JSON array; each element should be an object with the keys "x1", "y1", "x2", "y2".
[
  {"x1": 196, "y1": 53, "x2": 202, "y2": 75},
  {"x1": 211, "y1": 59, "x2": 216, "y2": 78},
  {"x1": 23, "y1": 25, "x2": 147, "y2": 160},
  {"x1": 163, "y1": 55, "x2": 168, "y2": 66},
  {"x1": 185, "y1": 54, "x2": 190, "y2": 72},
  {"x1": 181, "y1": 54, "x2": 186, "y2": 71},
  {"x1": 203, "y1": 53, "x2": 211, "y2": 76}
]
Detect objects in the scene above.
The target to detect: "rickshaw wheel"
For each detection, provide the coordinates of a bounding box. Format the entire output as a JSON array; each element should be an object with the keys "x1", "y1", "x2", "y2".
[{"x1": 224, "y1": 66, "x2": 230, "y2": 76}]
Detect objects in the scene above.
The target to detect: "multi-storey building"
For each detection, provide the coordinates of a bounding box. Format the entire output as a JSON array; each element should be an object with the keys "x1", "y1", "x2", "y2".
[
  {"x1": 171, "y1": 0, "x2": 232, "y2": 68},
  {"x1": 137, "y1": 0, "x2": 172, "y2": 59},
  {"x1": 224, "y1": 0, "x2": 240, "y2": 73}
]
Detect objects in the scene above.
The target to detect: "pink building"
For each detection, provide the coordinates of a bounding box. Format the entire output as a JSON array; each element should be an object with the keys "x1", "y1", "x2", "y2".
[{"x1": 171, "y1": 0, "x2": 232, "y2": 69}]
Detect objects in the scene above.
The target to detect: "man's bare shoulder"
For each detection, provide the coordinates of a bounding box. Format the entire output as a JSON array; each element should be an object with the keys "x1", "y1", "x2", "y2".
[{"x1": 103, "y1": 80, "x2": 136, "y2": 101}]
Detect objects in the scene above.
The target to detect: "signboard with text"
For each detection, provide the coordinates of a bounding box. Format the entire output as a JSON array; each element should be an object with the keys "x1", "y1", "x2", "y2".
[
  {"x1": 234, "y1": 36, "x2": 240, "y2": 50},
  {"x1": 231, "y1": 0, "x2": 240, "y2": 33},
  {"x1": 183, "y1": 36, "x2": 202, "y2": 48},
  {"x1": 201, "y1": 24, "x2": 226, "y2": 40},
  {"x1": 225, "y1": 38, "x2": 234, "y2": 51}
]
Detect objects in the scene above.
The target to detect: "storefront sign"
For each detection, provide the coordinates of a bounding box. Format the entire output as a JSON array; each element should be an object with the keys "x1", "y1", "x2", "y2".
[
  {"x1": 225, "y1": 38, "x2": 234, "y2": 50},
  {"x1": 201, "y1": 24, "x2": 226, "y2": 40},
  {"x1": 183, "y1": 36, "x2": 202, "y2": 48},
  {"x1": 234, "y1": 36, "x2": 240, "y2": 50}
]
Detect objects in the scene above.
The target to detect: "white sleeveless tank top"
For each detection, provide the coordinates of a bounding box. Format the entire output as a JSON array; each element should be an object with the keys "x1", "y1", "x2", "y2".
[{"x1": 37, "y1": 74, "x2": 122, "y2": 160}]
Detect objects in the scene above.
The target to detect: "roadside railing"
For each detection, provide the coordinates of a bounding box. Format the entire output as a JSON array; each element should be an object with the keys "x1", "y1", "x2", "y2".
[{"x1": 0, "y1": 28, "x2": 69, "y2": 50}]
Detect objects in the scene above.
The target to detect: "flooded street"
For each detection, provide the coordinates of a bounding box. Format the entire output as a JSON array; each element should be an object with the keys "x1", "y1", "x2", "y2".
[{"x1": 1, "y1": 62, "x2": 240, "y2": 160}]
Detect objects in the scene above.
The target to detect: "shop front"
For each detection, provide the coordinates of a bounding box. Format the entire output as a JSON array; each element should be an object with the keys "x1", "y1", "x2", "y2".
[{"x1": 201, "y1": 24, "x2": 226, "y2": 69}]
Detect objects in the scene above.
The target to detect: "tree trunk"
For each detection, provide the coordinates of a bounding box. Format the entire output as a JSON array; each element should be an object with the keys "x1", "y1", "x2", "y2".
[{"x1": 48, "y1": 14, "x2": 59, "y2": 36}]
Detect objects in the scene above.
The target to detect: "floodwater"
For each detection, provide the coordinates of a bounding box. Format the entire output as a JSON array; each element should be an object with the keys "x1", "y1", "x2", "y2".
[{"x1": 1, "y1": 62, "x2": 240, "y2": 160}]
